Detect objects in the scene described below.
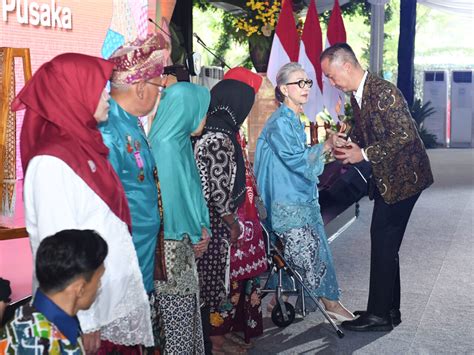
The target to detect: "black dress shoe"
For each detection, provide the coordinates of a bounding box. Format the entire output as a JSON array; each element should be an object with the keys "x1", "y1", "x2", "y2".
[
  {"x1": 353, "y1": 309, "x2": 402, "y2": 327},
  {"x1": 390, "y1": 309, "x2": 401, "y2": 327},
  {"x1": 341, "y1": 313, "x2": 393, "y2": 332}
]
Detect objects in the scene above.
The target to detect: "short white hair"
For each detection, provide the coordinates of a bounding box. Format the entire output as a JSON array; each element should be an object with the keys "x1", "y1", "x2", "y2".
[{"x1": 276, "y1": 62, "x2": 304, "y2": 87}]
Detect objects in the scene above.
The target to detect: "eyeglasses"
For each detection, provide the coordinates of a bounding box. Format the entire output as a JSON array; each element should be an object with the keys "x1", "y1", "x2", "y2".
[
  {"x1": 146, "y1": 81, "x2": 166, "y2": 92},
  {"x1": 285, "y1": 79, "x2": 313, "y2": 89}
]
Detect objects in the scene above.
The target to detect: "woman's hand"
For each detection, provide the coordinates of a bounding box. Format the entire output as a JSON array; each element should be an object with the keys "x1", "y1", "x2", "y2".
[
  {"x1": 229, "y1": 222, "x2": 241, "y2": 246},
  {"x1": 194, "y1": 228, "x2": 210, "y2": 258},
  {"x1": 82, "y1": 331, "x2": 101, "y2": 354},
  {"x1": 324, "y1": 130, "x2": 348, "y2": 152},
  {"x1": 222, "y1": 214, "x2": 241, "y2": 246}
]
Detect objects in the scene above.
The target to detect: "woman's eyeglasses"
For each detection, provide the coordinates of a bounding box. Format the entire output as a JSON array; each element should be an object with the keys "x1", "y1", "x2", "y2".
[{"x1": 285, "y1": 79, "x2": 313, "y2": 89}]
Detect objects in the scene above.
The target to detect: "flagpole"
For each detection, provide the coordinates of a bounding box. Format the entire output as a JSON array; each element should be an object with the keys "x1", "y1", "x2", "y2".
[{"x1": 368, "y1": 0, "x2": 389, "y2": 76}]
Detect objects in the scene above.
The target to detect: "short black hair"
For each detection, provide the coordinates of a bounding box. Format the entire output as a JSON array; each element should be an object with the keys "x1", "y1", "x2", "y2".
[
  {"x1": 36, "y1": 230, "x2": 108, "y2": 293},
  {"x1": 320, "y1": 42, "x2": 359, "y2": 67}
]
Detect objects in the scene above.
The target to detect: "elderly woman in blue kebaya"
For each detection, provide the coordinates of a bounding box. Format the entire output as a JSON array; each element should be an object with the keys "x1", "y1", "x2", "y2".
[
  {"x1": 254, "y1": 62, "x2": 354, "y2": 322},
  {"x1": 148, "y1": 82, "x2": 211, "y2": 354}
]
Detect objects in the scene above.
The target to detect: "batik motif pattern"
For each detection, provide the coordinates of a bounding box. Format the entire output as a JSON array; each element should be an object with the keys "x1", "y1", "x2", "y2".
[
  {"x1": 155, "y1": 294, "x2": 205, "y2": 355},
  {"x1": 210, "y1": 278, "x2": 263, "y2": 342},
  {"x1": 153, "y1": 238, "x2": 203, "y2": 354},
  {"x1": 194, "y1": 132, "x2": 237, "y2": 216},
  {"x1": 282, "y1": 225, "x2": 326, "y2": 291},
  {"x1": 154, "y1": 238, "x2": 200, "y2": 296},
  {"x1": 194, "y1": 132, "x2": 237, "y2": 311}
]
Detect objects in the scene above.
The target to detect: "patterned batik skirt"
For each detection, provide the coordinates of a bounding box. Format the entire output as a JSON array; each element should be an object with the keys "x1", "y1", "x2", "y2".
[
  {"x1": 210, "y1": 277, "x2": 263, "y2": 342},
  {"x1": 197, "y1": 209, "x2": 230, "y2": 312},
  {"x1": 154, "y1": 237, "x2": 205, "y2": 354},
  {"x1": 280, "y1": 223, "x2": 341, "y2": 304}
]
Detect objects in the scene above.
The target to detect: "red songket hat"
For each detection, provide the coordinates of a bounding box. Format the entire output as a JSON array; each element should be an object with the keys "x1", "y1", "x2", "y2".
[{"x1": 224, "y1": 67, "x2": 263, "y2": 93}]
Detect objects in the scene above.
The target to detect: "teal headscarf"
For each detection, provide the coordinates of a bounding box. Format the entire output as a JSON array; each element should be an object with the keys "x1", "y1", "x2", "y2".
[{"x1": 149, "y1": 82, "x2": 211, "y2": 244}]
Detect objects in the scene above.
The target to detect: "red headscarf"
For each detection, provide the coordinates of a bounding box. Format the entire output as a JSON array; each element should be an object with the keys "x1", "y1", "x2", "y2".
[
  {"x1": 12, "y1": 53, "x2": 131, "y2": 228},
  {"x1": 223, "y1": 67, "x2": 263, "y2": 94}
]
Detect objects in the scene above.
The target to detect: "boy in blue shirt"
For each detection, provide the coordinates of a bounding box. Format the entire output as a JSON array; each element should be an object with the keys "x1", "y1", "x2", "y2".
[{"x1": 0, "y1": 229, "x2": 107, "y2": 354}]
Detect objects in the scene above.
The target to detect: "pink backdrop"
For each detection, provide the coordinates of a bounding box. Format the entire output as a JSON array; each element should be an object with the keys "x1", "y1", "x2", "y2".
[{"x1": 1, "y1": 0, "x2": 158, "y2": 302}]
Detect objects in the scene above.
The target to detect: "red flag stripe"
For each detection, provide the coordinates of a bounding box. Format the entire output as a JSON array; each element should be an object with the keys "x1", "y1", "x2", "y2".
[
  {"x1": 301, "y1": 0, "x2": 323, "y2": 91},
  {"x1": 327, "y1": 0, "x2": 346, "y2": 45},
  {"x1": 275, "y1": 0, "x2": 299, "y2": 62}
]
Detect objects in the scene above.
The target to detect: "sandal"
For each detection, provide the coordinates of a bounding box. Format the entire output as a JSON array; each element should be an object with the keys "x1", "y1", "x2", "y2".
[
  {"x1": 224, "y1": 333, "x2": 253, "y2": 349},
  {"x1": 326, "y1": 310, "x2": 355, "y2": 324}
]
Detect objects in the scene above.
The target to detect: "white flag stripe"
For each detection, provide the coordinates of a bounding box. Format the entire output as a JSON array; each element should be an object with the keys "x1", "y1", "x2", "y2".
[
  {"x1": 323, "y1": 38, "x2": 345, "y2": 122},
  {"x1": 267, "y1": 35, "x2": 291, "y2": 88},
  {"x1": 299, "y1": 41, "x2": 323, "y2": 122}
]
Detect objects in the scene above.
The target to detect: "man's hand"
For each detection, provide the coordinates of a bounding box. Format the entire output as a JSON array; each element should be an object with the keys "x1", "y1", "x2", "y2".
[
  {"x1": 194, "y1": 228, "x2": 210, "y2": 258},
  {"x1": 82, "y1": 331, "x2": 101, "y2": 354},
  {"x1": 334, "y1": 141, "x2": 364, "y2": 164}
]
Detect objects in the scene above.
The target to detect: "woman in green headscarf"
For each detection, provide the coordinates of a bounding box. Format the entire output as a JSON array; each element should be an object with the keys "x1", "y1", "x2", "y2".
[{"x1": 148, "y1": 82, "x2": 211, "y2": 354}]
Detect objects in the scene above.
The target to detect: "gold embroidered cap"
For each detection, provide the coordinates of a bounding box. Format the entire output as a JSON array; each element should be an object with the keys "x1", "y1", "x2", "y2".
[{"x1": 109, "y1": 33, "x2": 168, "y2": 85}]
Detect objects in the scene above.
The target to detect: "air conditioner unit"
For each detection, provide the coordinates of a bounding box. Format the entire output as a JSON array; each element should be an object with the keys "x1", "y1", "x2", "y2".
[
  {"x1": 450, "y1": 70, "x2": 473, "y2": 147},
  {"x1": 423, "y1": 70, "x2": 448, "y2": 146},
  {"x1": 198, "y1": 66, "x2": 224, "y2": 90}
]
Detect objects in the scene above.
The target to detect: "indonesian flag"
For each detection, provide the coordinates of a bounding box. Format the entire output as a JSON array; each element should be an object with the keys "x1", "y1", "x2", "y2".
[
  {"x1": 298, "y1": 0, "x2": 323, "y2": 122},
  {"x1": 323, "y1": 0, "x2": 347, "y2": 121},
  {"x1": 267, "y1": 0, "x2": 300, "y2": 88}
]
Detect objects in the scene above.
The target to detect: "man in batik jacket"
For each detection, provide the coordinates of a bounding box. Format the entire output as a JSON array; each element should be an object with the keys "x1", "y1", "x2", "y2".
[{"x1": 321, "y1": 43, "x2": 433, "y2": 332}]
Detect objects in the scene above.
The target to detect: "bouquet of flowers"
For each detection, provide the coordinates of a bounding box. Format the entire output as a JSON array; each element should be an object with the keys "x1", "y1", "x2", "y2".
[
  {"x1": 315, "y1": 99, "x2": 353, "y2": 143},
  {"x1": 315, "y1": 101, "x2": 353, "y2": 162}
]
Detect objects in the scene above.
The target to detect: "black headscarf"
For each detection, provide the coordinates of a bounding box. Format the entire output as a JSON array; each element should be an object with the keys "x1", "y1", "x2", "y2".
[{"x1": 205, "y1": 79, "x2": 255, "y2": 208}]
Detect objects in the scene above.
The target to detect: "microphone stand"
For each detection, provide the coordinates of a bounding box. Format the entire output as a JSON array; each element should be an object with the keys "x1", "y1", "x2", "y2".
[
  {"x1": 148, "y1": 18, "x2": 172, "y2": 39},
  {"x1": 194, "y1": 35, "x2": 231, "y2": 70}
]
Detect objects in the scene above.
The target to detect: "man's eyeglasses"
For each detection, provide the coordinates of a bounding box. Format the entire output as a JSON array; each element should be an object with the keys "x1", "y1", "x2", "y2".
[
  {"x1": 146, "y1": 81, "x2": 166, "y2": 92},
  {"x1": 285, "y1": 79, "x2": 313, "y2": 89}
]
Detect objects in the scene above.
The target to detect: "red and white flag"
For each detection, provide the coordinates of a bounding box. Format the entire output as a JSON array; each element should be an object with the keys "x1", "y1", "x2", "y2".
[
  {"x1": 298, "y1": 0, "x2": 323, "y2": 122},
  {"x1": 323, "y1": 0, "x2": 347, "y2": 120},
  {"x1": 267, "y1": 0, "x2": 300, "y2": 88}
]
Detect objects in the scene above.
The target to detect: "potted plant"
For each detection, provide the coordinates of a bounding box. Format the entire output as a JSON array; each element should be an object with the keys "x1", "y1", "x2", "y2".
[{"x1": 234, "y1": 0, "x2": 281, "y2": 72}]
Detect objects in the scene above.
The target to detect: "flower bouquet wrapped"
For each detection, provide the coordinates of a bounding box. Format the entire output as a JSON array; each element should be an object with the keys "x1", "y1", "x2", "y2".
[{"x1": 315, "y1": 100, "x2": 353, "y2": 162}]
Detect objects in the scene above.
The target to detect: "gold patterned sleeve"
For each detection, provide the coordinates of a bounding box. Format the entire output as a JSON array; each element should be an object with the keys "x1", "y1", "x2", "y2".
[{"x1": 364, "y1": 86, "x2": 419, "y2": 164}]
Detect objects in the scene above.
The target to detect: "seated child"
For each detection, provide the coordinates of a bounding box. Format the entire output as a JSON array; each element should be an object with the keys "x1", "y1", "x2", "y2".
[
  {"x1": 0, "y1": 229, "x2": 108, "y2": 354},
  {"x1": 0, "y1": 278, "x2": 11, "y2": 325}
]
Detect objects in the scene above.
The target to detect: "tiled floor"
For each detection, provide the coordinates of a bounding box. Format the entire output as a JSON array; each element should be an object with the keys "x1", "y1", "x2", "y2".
[{"x1": 250, "y1": 149, "x2": 474, "y2": 354}]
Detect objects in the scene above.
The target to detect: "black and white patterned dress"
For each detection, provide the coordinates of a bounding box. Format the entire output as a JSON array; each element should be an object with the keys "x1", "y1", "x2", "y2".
[
  {"x1": 194, "y1": 132, "x2": 237, "y2": 311},
  {"x1": 153, "y1": 237, "x2": 205, "y2": 354}
]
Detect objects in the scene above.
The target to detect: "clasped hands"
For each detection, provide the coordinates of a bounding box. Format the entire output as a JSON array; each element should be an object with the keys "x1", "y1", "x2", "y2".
[
  {"x1": 193, "y1": 227, "x2": 211, "y2": 258},
  {"x1": 325, "y1": 130, "x2": 364, "y2": 164}
]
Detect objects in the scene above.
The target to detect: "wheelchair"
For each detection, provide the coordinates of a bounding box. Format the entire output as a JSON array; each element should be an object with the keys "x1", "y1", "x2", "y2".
[{"x1": 260, "y1": 223, "x2": 345, "y2": 338}]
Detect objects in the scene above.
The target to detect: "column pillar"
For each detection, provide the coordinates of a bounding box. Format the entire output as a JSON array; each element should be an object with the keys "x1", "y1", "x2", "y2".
[
  {"x1": 246, "y1": 74, "x2": 278, "y2": 162},
  {"x1": 368, "y1": 0, "x2": 389, "y2": 76}
]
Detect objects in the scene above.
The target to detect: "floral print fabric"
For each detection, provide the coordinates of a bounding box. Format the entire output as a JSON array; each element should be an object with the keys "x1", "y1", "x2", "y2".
[
  {"x1": 210, "y1": 278, "x2": 263, "y2": 342},
  {"x1": 281, "y1": 224, "x2": 340, "y2": 301}
]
